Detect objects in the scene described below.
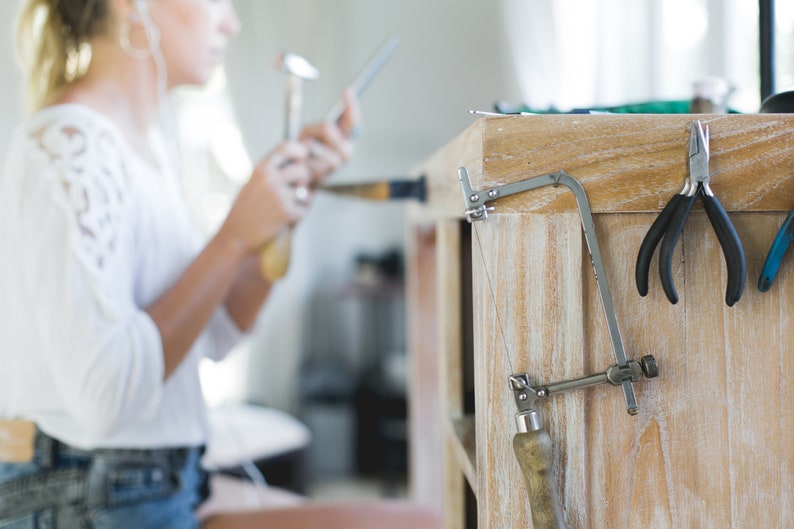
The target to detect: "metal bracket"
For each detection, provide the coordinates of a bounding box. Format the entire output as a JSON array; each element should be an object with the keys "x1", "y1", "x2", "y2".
[
  {"x1": 510, "y1": 356, "x2": 658, "y2": 416},
  {"x1": 458, "y1": 167, "x2": 653, "y2": 415},
  {"x1": 459, "y1": 168, "x2": 568, "y2": 223}
]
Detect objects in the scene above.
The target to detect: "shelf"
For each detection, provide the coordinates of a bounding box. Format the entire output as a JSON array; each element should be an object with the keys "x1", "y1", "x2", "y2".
[{"x1": 448, "y1": 414, "x2": 477, "y2": 499}]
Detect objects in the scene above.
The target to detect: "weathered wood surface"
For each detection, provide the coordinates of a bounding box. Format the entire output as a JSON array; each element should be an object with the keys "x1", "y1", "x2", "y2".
[
  {"x1": 412, "y1": 114, "x2": 794, "y2": 220},
  {"x1": 407, "y1": 224, "x2": 444, "y2": 514},
  {"x1": 473, "y1": 214, "x2": 586, "y2": 529},
  {"x1": 472, "y1": 209, "x2": 794, "y2": 529},
  {"x1": 449, "y1": 415, "x2": 476, "y2": 496},
  {"x1": 407, "y1": 114, "x2": 794, "y2": 529},
  {"x1": 409, "y1": 119, "x2": 483, "y2": 222},
  {"x1": 436, "y1": 220, "x2": 469, "y2": 527}
]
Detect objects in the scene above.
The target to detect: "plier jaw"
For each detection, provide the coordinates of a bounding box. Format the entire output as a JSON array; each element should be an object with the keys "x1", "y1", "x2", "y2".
[{"x1": 688, "y1": 120, "x2": 712, "y2": 196}]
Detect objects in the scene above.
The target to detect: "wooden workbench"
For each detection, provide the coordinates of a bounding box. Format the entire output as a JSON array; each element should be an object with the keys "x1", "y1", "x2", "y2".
[{"x1": 406, "y1": 114, "x2": 794, "y2": 529}]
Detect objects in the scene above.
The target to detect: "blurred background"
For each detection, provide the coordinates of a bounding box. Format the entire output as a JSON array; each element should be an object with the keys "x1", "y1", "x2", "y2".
[{"x1": 1, "y1": 0, "x2": 793, "y2": 507}]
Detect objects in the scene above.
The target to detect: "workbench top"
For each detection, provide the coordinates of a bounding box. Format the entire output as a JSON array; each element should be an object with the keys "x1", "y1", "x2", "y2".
[{"x1": 413, "y1": 114, "x2": 794, "y2": 219}]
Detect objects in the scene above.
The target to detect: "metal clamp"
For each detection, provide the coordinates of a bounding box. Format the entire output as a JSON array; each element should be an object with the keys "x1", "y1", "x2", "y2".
[
  {"x1": 509, "y1": 356, "x2": 659, "y2": 431},
  {"x1": 459, "y1": 168, "x2": 569, "y2": 223}
]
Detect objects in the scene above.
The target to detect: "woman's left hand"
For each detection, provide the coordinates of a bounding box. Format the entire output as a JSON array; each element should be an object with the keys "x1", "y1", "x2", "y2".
[{"x1": 299, "y1": 88, "x2": 362, "y2": 184}]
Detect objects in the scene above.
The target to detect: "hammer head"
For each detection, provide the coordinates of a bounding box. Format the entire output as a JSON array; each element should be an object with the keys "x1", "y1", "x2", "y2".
[
  {"x1": 277, "y1": 51, "x2": 319, "y2": 80},
  {"x1": 277, "y1": 51, "x2": 319, "y2": 140}
]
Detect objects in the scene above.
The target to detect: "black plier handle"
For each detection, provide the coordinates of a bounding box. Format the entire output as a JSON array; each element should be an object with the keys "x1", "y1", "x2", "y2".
[
  {"x1": 635, "y1": 121, "x2": 746, "y2": 306},
  {"x1": 635, "y1": 193, "x2": 686, "y2": 297}
]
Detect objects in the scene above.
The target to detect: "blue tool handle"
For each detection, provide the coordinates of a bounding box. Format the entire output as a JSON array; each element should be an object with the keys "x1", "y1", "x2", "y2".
[
  {"x1": 659, "y1": 194, "x2": 697, "y2": 304},
  {"x1": 758, "y1": 207, "x2": 794, "y2": 292},
  {"x1": 701, "y1": 193, "x2": 746, "y2": 306},
  {"x1": 636, "y1": 194, "x2": 684, "y2": 296}
]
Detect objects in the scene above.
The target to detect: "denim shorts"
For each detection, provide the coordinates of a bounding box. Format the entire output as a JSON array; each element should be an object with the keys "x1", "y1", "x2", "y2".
[{"x1": 0, "y1": 430, "x2": 208, "y2": 529}]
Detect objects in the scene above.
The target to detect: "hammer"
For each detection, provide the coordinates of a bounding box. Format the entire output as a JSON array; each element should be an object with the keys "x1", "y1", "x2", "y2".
[
  {"x1": 259, "y1": 52, "x2": 319, "y2": 281},
  {"x1": 278, "y1": 51, "x2": 319, "y2": 140}
]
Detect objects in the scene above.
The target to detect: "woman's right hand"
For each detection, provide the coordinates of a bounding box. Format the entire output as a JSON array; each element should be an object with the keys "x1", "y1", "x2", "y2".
[{"x1": 218, "y1": 140, "x2": 312, "y2": 254}]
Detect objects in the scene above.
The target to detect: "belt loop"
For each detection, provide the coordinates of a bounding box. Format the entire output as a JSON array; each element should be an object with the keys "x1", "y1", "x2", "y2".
[
  {"x1": 35, "y1": 508, "x2": 54, "y2": 529},
  {"x1": 37, "y1": 431, "x2": 56, "y2": 469}
]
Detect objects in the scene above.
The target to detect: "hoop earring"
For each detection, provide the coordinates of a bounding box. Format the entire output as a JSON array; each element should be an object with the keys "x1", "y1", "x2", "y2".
[{"x1": 119, "y1": 18, "x2": 151, "y2": 60}]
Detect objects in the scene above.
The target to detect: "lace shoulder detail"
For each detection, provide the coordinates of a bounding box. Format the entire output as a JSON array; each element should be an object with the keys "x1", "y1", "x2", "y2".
[{"x1": 27, "y1": 108, "x2": 131, "y2": 272}]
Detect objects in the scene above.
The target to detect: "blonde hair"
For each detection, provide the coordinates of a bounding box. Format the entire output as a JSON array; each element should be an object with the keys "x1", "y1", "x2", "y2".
[{"x1": 14, "y1": 0, "x2": 110, "y2": 111}]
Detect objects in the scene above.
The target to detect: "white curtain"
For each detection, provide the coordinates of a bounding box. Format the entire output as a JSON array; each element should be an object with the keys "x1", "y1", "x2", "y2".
[
  {"x1": 499, "y1": 0, "x2": 762, "y2": 112},
  {"x1": 0, "y1": 3, "x2": 25, "y2": 172}
]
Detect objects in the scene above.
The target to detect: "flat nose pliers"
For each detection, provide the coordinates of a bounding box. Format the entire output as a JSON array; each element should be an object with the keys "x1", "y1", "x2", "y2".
[{"x1": 635, "y1": 120, "x2": 746, "y2": 306}]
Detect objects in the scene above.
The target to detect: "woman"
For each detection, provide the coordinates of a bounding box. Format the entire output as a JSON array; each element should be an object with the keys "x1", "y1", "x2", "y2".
[{"x1": 0, "y1": 0, "x2": 440, "y2": 528}]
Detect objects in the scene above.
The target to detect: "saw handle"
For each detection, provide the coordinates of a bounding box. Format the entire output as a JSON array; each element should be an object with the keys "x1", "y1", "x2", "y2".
[{"x1": 513, "y1": 429, "x2": 567, "y2": 529}]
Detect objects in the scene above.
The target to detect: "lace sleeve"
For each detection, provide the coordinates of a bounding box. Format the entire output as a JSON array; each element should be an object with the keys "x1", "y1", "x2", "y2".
[
  {"x1": 30, "y1": 119, "x2": 130, "y2": 274},
  {"x1": 12, "y1": 112, "x2": 166, "y2": 437}
]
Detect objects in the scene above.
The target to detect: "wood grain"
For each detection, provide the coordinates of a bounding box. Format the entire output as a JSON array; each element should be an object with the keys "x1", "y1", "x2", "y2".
[
  {"x1": 407, "y1": 114, "x2": 794, "y2": 529},
  {"x1": 481, "y1": 114, "x2": 794, "y2": 213},
  {"x1": 449, "y1": 415, "x2": 477, "y2": 495},
  {"x1": 412, "y1": 114, "x2": 794, "y2": 219},
  {"x1": 407, "y1": 224, "x2": 444, "y2": 514},
  {"x1": 473, "y1": 214, "x2": 586, "y2": 529},
  {"x1": 436, "y1": 219, "x2": 469, "y2": 528},
  {"x1": 513, "y1": 429, "x2": 567, "y2": 529},
  {"x1": 408, "y1": 119, "x2": 484, "y2": 223}
]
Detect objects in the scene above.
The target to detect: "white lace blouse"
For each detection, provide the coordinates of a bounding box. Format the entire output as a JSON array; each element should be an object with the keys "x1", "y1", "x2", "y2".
[{"x1": 0, "y1": 104, "x2": 244, "y2": 450}]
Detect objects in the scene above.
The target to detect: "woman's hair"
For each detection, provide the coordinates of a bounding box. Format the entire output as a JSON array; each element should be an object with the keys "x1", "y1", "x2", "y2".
[{"x1": 15, "y1": 0, "x2": 111, "y2": 111}]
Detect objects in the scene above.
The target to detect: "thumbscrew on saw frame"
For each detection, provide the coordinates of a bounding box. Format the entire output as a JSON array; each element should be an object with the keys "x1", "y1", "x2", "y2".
[{"x1": 509, "y1": 355, "x2": 658, "y2": 529}]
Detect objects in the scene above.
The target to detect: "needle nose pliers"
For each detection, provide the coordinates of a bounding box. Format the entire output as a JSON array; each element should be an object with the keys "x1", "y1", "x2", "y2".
[{"x1": 635, "y1": 120, "x2": 747, "y2": 306}]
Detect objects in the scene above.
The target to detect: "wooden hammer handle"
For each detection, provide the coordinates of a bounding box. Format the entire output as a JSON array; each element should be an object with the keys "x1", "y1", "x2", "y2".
[
  {"x1": 259, "y1": 227, "x2": 292, "y2": 281},
  {"x1": 513, "y1": 430, "x2": 567, "y2": 529}
]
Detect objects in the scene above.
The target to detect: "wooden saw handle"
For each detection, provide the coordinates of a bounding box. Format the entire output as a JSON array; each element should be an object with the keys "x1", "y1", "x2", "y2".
[
  {"x1": 259, "y1": 227, "x2": 292, "y2": 281},
  {"x1": 513, "y1": 429, "x2": 567, "y2": 529}
]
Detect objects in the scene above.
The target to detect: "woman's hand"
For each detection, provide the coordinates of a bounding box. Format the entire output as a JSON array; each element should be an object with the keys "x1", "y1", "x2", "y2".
[
  {"x1": 299, "y1": 88, "x2": 362, "y2": 185},
  {"x1": 218, "y1": 140, "x2": 312, "y2": 254},
  {"x1": 217, "y1": 90, "x2": 362, "y2": 256}
]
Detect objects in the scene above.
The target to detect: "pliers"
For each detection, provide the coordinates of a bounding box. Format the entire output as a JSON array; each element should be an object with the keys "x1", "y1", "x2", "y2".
[
  {"x1": 758, "y1": 208, "x2": 794, "y2": 292},
  {"x1": 635, "y1": 120, "x2": 746, "y2": 306}
]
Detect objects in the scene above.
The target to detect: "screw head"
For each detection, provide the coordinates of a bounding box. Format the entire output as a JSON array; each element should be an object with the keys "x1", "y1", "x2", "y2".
[
  {"x1": 640, "y1": 355, "x2": 659, "y2": 378},
  {"x1": 488, "y1": 189, "x2": 499, "y2": 198},
  {"x1": 518, "y1": 392, "x2": 527, "y2": 401},
  {"x1": 470, "y1": 194, "x2": 479, "y2": 202}
]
